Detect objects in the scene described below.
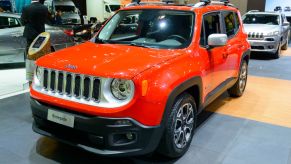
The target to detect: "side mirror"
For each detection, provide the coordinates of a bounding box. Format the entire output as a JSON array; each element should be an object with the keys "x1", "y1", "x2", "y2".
[
  {"x1": 208, "y1": 34, "x2": 228, "y2": 49},
  {"x1": 283, "y1": 22, "x2": 290, "y2": 26}
]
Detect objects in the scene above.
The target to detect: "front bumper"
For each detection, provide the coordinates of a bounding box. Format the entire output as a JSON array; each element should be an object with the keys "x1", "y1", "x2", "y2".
[
  {"x1": 248, "y1": 38, "x2": 280, "y2": 53},
  {"x1": 30, "y1": 98, "x2": 163, "y2": 157}
]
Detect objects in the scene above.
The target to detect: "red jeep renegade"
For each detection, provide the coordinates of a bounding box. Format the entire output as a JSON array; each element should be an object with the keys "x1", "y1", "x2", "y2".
[{"x1": 30, "y1": 0, "x2": 250, "y2": 158}]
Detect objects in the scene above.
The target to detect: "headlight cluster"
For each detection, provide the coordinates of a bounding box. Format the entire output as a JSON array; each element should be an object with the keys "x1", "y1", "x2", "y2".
[
  {"x1": 110, "y1": 79, "x2": 134, "y2": 100},
  {"x1": 34, "y1": 66, "x2": 42, "y2": 86},
  {"x1": 266, "y1": 31, "x2": 280, "y2": 37}
]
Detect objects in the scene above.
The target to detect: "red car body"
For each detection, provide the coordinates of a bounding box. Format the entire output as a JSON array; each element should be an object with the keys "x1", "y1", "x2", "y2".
[{"x1": 30, "y1": 2, "x2": 250, "y2": 157}]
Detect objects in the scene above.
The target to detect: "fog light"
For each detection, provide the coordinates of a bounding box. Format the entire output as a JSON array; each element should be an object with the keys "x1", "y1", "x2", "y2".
[
  {"x1": 126, "y1": 132, "x2": 133, "y2": 140},
  {"x1": 115, "y1": 120, "x2": 132, "y2": 126}
]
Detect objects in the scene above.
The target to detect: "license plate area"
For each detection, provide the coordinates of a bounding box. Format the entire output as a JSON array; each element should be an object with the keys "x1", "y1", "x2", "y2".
[{"x1": 47, "y1": 109, "x2": 75, "y2": 128}]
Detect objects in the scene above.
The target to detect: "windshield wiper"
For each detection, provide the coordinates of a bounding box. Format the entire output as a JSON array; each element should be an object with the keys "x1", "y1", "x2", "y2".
[
  {"x1": 129, "y1": 43, "x2": 154, "y2": 48},
  {"x1": 95, "y1": 38, "x2": 110, "y2": 44}
]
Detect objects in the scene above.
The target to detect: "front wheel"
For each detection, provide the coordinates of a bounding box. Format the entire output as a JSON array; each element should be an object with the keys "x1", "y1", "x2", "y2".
[
  {"x1": 228, "y1": 60, "x2": 248, "y2": 97},
  {"x1": 273, "y1": 43, "x2": 282, "y2": 59},
  {"x1": 282, "y1": 37, "x2": 288, "y2": 50},
  {"x1": 157, "y1": 93, "x2": 197, "y2": 158}
]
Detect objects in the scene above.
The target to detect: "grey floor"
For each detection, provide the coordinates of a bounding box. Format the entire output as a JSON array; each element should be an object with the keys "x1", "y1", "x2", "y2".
[{"x1": 1, "y1": 54, "x2": 291, "y2": 164}]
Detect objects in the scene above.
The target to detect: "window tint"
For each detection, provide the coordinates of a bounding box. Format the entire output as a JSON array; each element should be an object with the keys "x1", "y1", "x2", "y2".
[
  {"x1": 98, "y1": 10, "x2": 194, "y2": 49},
  {"x1": 243, "y1": 14, "x2": 279, "y2": 25},
  {"x1": 201, "y1": 13, "x2": 221, "y2": 46},
  {"x1": 105, "y1": 5, "x2": 110, "y2": 13},
  {"x1": 0, "y1": 16, "x2": 9, "y2": 28},
  {"x1": 8, "y1": 17, "x2": 20, "y2": 27},
  {"x1": 0, "y1": 17, "x2": 21, "y2": 29},
  {"x1": 223, "y1": 11, "x2": 235, "y2": 37}
]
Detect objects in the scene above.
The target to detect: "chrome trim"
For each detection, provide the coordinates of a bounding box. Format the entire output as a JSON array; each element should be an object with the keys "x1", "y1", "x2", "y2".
[{"x1": 47, "y1": 69, "x2": 51, "y2": 91}]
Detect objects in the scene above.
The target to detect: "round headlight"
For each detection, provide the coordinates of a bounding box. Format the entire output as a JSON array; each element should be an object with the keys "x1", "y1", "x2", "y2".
[
  {"x1": 35, "y1": 67, "x2": 42, "y2": 80},
  {"x1": 110, "y1": 79, "x2": 134, "y2": 100}
]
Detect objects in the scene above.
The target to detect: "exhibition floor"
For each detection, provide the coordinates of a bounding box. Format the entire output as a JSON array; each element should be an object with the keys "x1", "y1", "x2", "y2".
[{"x1": 0, "y1": 52, "x2": 291, "y2": 163}]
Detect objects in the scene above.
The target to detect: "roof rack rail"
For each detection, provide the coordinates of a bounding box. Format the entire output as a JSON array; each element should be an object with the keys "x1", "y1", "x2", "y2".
[
  {"x1": 247, "y1": 10, "x2": 260, "y2": 13},
  {"x1": 126, "y1": 0, "x2": 173, "y2": 7},
  {"x1": 193, "y1": 0, "x2": 235, "y2": 8}
]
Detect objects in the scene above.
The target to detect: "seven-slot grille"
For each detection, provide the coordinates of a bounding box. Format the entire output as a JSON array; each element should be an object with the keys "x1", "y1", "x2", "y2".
[
  {"x1": 42, "y1": 68, "x2": 100, "y2": 101},
  {"x1": 248, "y1": 32, "x2": 264, "y2": 40}
]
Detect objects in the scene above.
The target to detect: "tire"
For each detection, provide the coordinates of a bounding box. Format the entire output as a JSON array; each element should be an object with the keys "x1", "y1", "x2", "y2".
[
  {"x1": 228, "y1": 60, "x2": 248, "y2": 97},
  {"x1": 273, "y1": 43, "x2": 281, "y2": 59},
  {"x1": 157, "y1": 93, "x2": 197, "y2": 158},
  {"x1": 282, "y1": 38, "x2": 288, "y2": 50}
]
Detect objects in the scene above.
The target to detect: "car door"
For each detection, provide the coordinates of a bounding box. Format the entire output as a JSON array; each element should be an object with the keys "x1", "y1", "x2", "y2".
[
  {"x1": 222, "y1": 11, "x2": 242, "y2": 78},
  {"x1": 199, "y1": 12, "x2": 228, "y2": 95},
  {"x1": 0, "y1": 16, "x2": 25, "y2": 64}
]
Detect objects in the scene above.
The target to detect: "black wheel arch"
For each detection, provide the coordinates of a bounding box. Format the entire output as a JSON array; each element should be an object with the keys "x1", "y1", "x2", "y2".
[{"x1": 161, "y1": 76, "x2": 203, "y2": 128}]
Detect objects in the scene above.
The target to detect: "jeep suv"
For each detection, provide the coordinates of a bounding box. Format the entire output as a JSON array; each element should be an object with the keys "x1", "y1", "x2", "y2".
[
  {"x1": 30, "y1": 0, "x2": 250, "y2": 158},
  {"x1": 243, "y1": 11, "x2": 290, "y2": 58}
]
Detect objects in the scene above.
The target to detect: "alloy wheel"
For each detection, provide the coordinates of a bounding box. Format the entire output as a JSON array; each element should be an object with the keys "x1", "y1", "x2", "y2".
[
  {"x1": 173, "y1": 103, "x2": 194, "y2": 149},
  {"x1": 239, "y1": 62, "x2": 248, "y2": 93}
]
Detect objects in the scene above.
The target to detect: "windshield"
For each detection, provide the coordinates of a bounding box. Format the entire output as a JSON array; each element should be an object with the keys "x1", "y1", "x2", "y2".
[
  {"x1": 97, "y1": 10, "x2": 194, "y2": 49},
  {"x1": 243, "y1": 14, "x2": 280, "y2": 25},
  {"x1": 110, "y1": 5, "x2": 120, "y2": 12},
  {"x1": 55, "y1": 5, "x2": 75, "y2": 13}
]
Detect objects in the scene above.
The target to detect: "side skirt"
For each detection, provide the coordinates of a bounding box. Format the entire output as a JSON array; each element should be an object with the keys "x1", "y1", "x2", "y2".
[{"x1": 198, "y1": 77, "x2": 237, "y2": 113}]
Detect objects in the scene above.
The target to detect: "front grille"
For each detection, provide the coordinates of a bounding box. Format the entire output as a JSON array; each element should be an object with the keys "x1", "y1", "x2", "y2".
[
  {"x1": 248, "y1": 32, "x2": 264, "y2": 40},
  {"x1": 41, "y1": 68, "x2": 100, "y2": 101}
]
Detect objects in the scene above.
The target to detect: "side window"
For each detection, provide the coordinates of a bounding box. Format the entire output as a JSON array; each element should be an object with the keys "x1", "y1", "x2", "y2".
[
  {"x1": 0, "y1": 16, "x2": 9, "y2": 29},
  {"x1": 8, "y1": 17, "x2": 20, "y2": 27},
  {"x1": 234, "y1": 12, "x2": 240, "y2": 34},
  {"x1": 200, "y1": 12, "x2": 221, "y2": 46},
  {"x1": 105, "y1": 5, "x2": 110, "y2": 13},
  {"x1": 223, "y1": 11, "x2": 236, "y2": 37}
]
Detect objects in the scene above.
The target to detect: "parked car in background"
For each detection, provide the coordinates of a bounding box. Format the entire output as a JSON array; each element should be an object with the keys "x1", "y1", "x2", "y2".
[
  {"x1": 243, "y1": 11, "x2": 290, "y2": 58},
  {"x1": 44, "y1": 0, "x2": 81, "y2": 25},
  {"x1": 285, "y1": 6, "x2": 291, "y2": 12},
  {"x1": 0, "y1": 13, "x2": 75, "y2": 64},
  {"x1": 86, "y1": 0, "x2": 121, "y2": 23},
  {"x1": 274, "y1": 6, "x2": 282, "y2": 12}
]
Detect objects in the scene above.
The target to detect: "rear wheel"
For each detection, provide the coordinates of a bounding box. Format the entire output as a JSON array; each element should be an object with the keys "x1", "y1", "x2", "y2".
[
  {"x1": 228, "y1": 60, "x2": 248, "y2": 97},
  {"x1": 157, "y1": 93, "x2": 197, "y2": 158}
]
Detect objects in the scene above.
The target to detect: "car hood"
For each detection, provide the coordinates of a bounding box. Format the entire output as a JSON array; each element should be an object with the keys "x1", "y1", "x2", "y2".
[
  {"x1": 244, "y1": 24, "x2": 280, "y2": 34},
  {"x1": 36, "y1": 42, "x2": 184, "y2": 79}
]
